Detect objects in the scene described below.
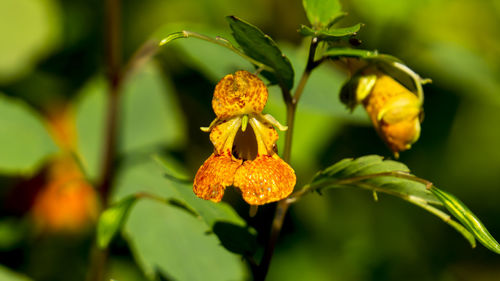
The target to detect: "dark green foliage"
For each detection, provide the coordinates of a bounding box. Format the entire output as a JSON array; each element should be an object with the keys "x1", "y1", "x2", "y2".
[{"x1": 227, "y1": 16, "x2": 295, "y2": 90}]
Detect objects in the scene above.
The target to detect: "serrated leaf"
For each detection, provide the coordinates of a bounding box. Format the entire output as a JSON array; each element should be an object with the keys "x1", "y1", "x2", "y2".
[
  {"x1": 312, "y1": 155, "x2": 440, "y2": 204},
  {"x1": 227, "y1": 16, "x2": 294, "y2": 90},
  {"x1": 431, "y1": 187, "x2": 500, "y2": 254},
  {"x1": 298, "y1": 24, "x2": 361, "y2": 40},
  {"x1": 302, "y1": 0, "x2": 344, "y2": 28},
  {"x1": 124, "y1": 200, "x2": 246, "y2": 281},
  {"x1": 0, "y1": 94, "x2": 58, "y2": 175},
  {"x1": 112, "y1": 160, "x2": 251, "y2": 280},
  {"x1": 97, "y1": 195, "x2": 138, "y2": 249},
  {"x1": 308, "y1": 155, "x2": 477, "y2": 246}
]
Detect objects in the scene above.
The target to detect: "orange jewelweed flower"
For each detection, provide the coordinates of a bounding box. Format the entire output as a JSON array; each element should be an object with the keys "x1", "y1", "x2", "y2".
[
  {"x1": 194, "y1": 71, "x2": 296, "y2": 205},
  {"x1": 31, "y1": 156, "x2": 99, "y2": 233}
]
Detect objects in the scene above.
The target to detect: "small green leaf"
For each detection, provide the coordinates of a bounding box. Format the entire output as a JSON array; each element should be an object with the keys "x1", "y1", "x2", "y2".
[
  {"x1": 227, "y1": 16, "x2": 294, "y2": 90},
  {"x1": 302, "y1": 0, "x2": 344, "y2": 28},
  {"x1": 431, "y1": 187, "x2": 500, "y2": 254},
  {"x1": 97, "y1": 195, "x2": 138, "y2": 249},
  {"x1": 298, "y1": 24, "x2": 361, "y2": 40},
  {"x1": 0, "y1": 94, "x2": 58, "y2": 175}
]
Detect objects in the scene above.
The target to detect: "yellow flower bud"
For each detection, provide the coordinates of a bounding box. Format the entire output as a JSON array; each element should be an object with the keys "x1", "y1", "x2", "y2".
[{"x1": 363, "y1": 75, "x2": 422, "y2": 157}]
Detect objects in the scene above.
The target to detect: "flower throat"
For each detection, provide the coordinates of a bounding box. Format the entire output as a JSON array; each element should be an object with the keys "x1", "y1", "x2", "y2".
[{"x1": 232, "y1": 125, "x2": 258, "y2": 161}]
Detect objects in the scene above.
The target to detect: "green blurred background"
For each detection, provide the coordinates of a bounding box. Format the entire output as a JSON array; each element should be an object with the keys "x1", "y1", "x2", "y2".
[{"x1": 1, "y1": 0, "x2": 499, "y2": 280}]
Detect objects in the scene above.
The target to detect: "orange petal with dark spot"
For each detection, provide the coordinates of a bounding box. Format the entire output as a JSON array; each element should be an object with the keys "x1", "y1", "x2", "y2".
[
  {"x1": 212, "y1": 71, "x2": 268, "y2": 118},
  {"x1": 234, "y1": 155, "x2": 296, "y2": 205},
  {"x1": 193, "y1": 153, "x2": 242, "y2": 202}
]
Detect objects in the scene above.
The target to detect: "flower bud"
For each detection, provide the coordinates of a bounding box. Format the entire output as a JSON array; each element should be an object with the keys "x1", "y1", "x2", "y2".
[{"x1": 341, "y1": 73, "x2": 423, "y2": 157}]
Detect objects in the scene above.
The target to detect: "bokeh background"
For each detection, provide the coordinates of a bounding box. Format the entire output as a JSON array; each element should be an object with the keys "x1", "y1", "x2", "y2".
[{"x1": 1, "y1": 0, "x2": 499, "y2": 280}]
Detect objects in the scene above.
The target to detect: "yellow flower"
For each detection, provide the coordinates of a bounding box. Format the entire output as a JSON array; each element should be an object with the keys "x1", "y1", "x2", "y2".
[{"x1": 194, "y1": 71, "x2": 296, "y2": 205}]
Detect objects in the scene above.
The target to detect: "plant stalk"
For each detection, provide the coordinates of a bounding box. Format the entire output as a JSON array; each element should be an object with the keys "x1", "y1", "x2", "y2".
[
  {"x1": 87, "y1": 0, "x2": 122, "y2": 280},
  {"x1": 256, "y1": 37, "x2": 320, "y2": 280}
]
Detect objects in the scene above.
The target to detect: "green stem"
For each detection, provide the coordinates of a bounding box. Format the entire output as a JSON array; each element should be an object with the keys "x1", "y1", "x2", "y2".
[
  {"x1": 281, "y1": 37, "x2": 319, "y2": 163},
  {"x1": 159, "y1": 31, "x2": 274, "y2": 73},
  {"x1": 257, "y1": 37, "x2": 321, "y2": 281},
  {"x1": 87, "y1": 0, "x2": 122, "y2": 280}
]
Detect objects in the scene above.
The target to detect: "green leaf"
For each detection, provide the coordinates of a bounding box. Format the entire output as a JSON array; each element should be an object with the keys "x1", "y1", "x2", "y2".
[
  {"x1": 302, "y1": 0, "x2": 344, "y2": 28},
  {"x1": 113, "y1": 159, "x2": 250, "y2": 280},
  {"x1": 431, "y1": 187, "x2": 500, "y2": 254},
  {"x1": 119, "y1": 61, "x2": 186, "y2": 154},
  {"x1": 0, "y1": 265, "x2": 32, "y2": 281},
  {"x1": 113, "y1": 160, "x2": 245, "y2": 227},
  {"x1": 74, "y1": 77, "x2": 107, "y2": 181},
  {"x1": 0, "y1": 0, "x2": 61, "y2": 83},
  {"x1": 307, "y1": 155, "x2": 480, "y2": 247},
  {"x1": 298, "y1": 24, "x2": 361, "y2": 40},
  {"x1": 75, "y1": 61, "x2": 186, "y2": 181},
  {"x1": 97, "y1": 195, "x2": 138, "y2": 249},
  {"x1": 0, "y1": 94, "x2": 58, "y2": 175},
  {"x1": 213, "y1": 222, "x2": 257, "y2": 255},
  {"x1": 226, "y1": 16, "x2": 294, "y2": 90},
  {"x1": 124, "y1": 200, "x2": 247, "y2": 281}
]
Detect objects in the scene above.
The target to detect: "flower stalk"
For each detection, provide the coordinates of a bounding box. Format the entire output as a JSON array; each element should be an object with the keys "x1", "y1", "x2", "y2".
[
  {"x1": 87, "y1": 0, "x2": 122, "y2": 280},
  {"x1": 257, "y1": 37, "x2": 321, "y2": 280}
]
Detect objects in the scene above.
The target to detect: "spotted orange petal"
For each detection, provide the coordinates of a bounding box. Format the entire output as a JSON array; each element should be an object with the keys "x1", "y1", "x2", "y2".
[
  {"x1": 212, "y1": 71, "x2": 268, "y2": 118},
  {"x1": 193, "y1": 153, "x2": 242, "y2": 202},
  {"x1": 234, "y1": 155, "x2": 296, "y2": 205}
]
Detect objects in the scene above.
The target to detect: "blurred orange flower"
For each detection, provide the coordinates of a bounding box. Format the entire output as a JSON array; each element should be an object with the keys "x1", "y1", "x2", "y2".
[
  {"x1": 31, "y1": 104, "x2": 99, "y2": 233},
  {"x1": 31, "y1": 156, "x2": 99, "y2": 233},
  {"x1": 194, "y1": 71, "x2": 296, "y2": 205}
]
